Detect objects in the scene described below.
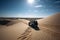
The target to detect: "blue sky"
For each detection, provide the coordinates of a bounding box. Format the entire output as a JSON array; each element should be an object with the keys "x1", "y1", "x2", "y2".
[{"x1": 0, "y1": 0, "x2": 60, "y2": 18}]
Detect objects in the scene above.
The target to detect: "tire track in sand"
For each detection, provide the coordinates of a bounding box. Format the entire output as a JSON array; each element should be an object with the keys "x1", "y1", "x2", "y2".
[{"x1": 17, "y1": 27, "x2": 32, "y2": 40}]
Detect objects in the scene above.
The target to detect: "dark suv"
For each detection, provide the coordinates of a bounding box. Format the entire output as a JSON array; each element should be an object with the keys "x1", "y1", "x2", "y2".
[{"x1": 28, "y1": 20, "x2": 40, "y2": 30}]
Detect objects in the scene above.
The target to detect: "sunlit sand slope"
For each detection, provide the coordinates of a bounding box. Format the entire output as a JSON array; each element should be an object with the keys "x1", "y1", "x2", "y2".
[
  {"x1": 37, "y1": 13, "x2": 60, "y2": 32},
  {"x1": 32, "y1": 13, "x2": 60, "y2": 40},
  {"x1": 0, "y1": 19, "x2": 32, "y2": 40}
]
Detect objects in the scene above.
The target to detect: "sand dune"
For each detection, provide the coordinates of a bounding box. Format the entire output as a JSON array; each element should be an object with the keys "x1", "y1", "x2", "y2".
[
  {"x1": 0, "y1": 13, "x2": 60, "y2": 40},
  {"x1": 33, "y1": 13, "x2": 60, "y2": 40},
  {"x1": 37, "y1": 13, "x2": 60, "y2": 33},
  {"x1": 0, "y1": 19, "x2": 31, "y2": 40}
]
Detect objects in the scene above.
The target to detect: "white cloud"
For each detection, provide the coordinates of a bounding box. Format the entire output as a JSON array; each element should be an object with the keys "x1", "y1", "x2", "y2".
[{"x1": 34, "y1": 5, "x2": 43, "y2": 8}]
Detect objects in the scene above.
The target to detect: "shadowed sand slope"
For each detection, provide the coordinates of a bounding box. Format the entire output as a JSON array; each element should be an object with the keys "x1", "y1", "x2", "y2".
[{"x1": 0, "y1": 19, "x2": 21, "y2": 26}]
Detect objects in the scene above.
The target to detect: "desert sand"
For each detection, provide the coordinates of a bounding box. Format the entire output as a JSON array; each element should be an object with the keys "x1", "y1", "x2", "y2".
[
  {"x1": 34, "y1": 13, "x2": 60, "y2": 40},
  {"x1": 0, "y1": 13, "x2": 60, "y2": 40},
  {"x1": 0, "y1": 19, "x2": 31, "y2": 40}
]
